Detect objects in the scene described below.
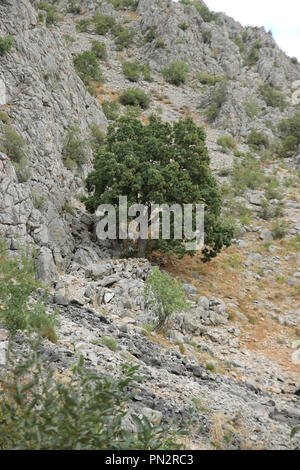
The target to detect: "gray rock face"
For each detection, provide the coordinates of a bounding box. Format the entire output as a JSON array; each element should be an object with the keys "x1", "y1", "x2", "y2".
[{"x1": 0, "y1": 0, "x2": 107, "y2": 280}]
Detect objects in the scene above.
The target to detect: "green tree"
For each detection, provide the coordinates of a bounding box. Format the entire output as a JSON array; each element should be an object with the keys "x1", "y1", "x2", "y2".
[{"x1": 84, "y1": 115, "x2": 233, "y2": 261}]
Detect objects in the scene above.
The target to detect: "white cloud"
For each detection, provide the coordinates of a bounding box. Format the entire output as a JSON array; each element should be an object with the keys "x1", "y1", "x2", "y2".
[{"x1": 173, "y1": 0, "x2": 300, "y2": 59}]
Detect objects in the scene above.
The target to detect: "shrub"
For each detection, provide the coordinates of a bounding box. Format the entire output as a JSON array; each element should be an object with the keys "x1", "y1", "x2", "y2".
[
  {"x1": 279, "y1": 136, "x2": 298, "y2": 158},
  {"x1": 291, "y1": 57, "x2": 298, "y2": 65},
  {"x1": 271, "y1": 222, "x2": 287, "y2": 240},
  {"x1": 217, "y1": 135, "x2": 236, "y2": 153},
  {"x1": 262, "y1": 84, "x2": 287, "y2": 110},
  {"x1": 109, "y1": 0, "x2": 138, "y2": 10},
  {"x1": 66, "y1": 2, "x2": 81, "y2": 14},
  {"x1": 0, "y1": 240, "x2": 57, "y2": 340},
  {"x1": 39, "y1": 1, "x2": 58, "y2": 27},
  {"x1": 260, "y1": 200, "x2": 284, "y2": 220},
  {"x1": 62, "y1": 126, "x2": 87, "y2": 169},
  {"x1": 0, "y1": 111, "x2": 10, "y2": 124},
  {"x1": 0, "y1": 350, "x2": 183, "y2": 450},
  {"x1": 231, "y1": 37, "x2": 245, "y2": 54},
  {"x1": 94, "y1": 13, "x2": 116, "y2": 35},
  {"x1": 197, "y1": 72, "x2": 222, "y2": 86},
  {"x1": 243, "y1": 100, "x2": 260, "y2": 118},
  {"x1": 141, "y1": 64, "x2": 152, "y2": 82},
  {"x1": 89, "y1": 125, "x2": 105, "y2": 151},
  {"x1": 144, "y1": 268, "x2": 188, "y2": 330},
  {"x1": 122, "y1": 61, "x2": 141, "y2": 82},
  {"x1": 162, "y1": 61, "x2": 189, "y2": 86},
  {"x1": 205, "y1": 82, "x2": 227, "y2": 121},
  {"x1": 277, "y1": 113, "x2": 300, "y2": 157},
  {"x1": 247, "y1": 130, "x2": 269, "y2": 151},
  {"x1": 119, "y1": 88, "x2": 150, "y2": 109},
  {"x1": 0, "y1": 126, "x2": 26, "y2": 163},
  {"x1": 202, "y1": 29, "x2": 212, "y2": 44},
  {"x1": 113, "y1": 25, "x2": 135, "y2": 50},
  {"x1": 101, "y1": 336, "x2": 118, "y2": 352},
  {"x1": 73, "y1": 51, "x2": 104, "y2": 85},
  {"x1": 144, "y1": 27, "x2": 157, "y2": 43},
  {"x1": 76, "y1": 19, "x2": 91, "y2": 32},
  {"x1": 102, "y1": 100, "x2": 120, "y2": 120},
  {"x1": 232, "y1": 154, "x2": 265, "y2": 194},
  {"x1": 91, "y1": 40, "x2": 107, "y2": 60},
  {"x1": 179, "y1": 21, "x2": 188, "y2": 31},
  {"x1": 0, "y1": 35, "x2": 13, "y2": 56}
]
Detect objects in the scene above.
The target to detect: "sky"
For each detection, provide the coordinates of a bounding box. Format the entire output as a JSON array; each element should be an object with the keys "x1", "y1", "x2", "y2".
[{"x1": 173, "y1": 0, "x2": 300, "y2": 60}]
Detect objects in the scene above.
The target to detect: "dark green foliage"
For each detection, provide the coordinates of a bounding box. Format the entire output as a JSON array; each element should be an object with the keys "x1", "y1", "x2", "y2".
[
  {"x1": 197, "y1": 72, "x2": 222, "y2": 86},
  {"x1": 205, "y1": 82, "x2": 227, "y2": 121},
  {"x1": 243, "y1": 100, "x2": 260, "y2": 118},
  {"x1": 39, "y1": 1, "x2": 58, "y2": 26},
  {"x1": 232, "y1": 154, "x2": 265, "y2": 195},
  {"x1": 73, "y1": 51, "x2": 104, "y2": 85},
  {"x1": 94, "y1": 13, "x2": 116, "y2": 35},
  {"x1": 91, "y1": 40, "x2": 107, "y2": 60},
  {"x1": 62, "y1": 126, "x2": 87, "y2": 169},
  {"x1": 0, "y1": 240, "x2": 57, "y2": 340},
  {"x1": 102, "y1": 100, "x2": 120, "y2": 120},
  {"x1": 0, "y1": 111, "x2": 10, "y2": 124},
  {"x1": 244, "y1": 40, "x2": 261, "y2": 67},
  {"x1": 277, "y1": 113, "x2": 300, "y2": 157},
  {"x1": 145, "y1": 27, "x2": 157, "y2": 43},
  {"x1": 122, "y1": 61, "x2": 141, "y2": 82},
  {"x1": 0, "y1": 126, "x2": 26, "y2": 163},
  {"x1": 144, "y1": 268, "x2": 188, "y2": 329},
  {"x1": 180, "y1": 1, "x2": 217, "y2": 22},
  {"x1": 247, "y1": 130, "x2": 269, "y2": 151},
  {"x1": 66, "y1": 2, "x2": 81, "y2": 14},
  {"x1": 109, "y1": 0, "x2": 138, "y2": 10},
  {"x1": 76, "y1": 19, "x2": 91, "y2": 32},
  {"x1": 262, "y1": 84, "x2": 287, "y2": 110},
  {"x1": 231, "y1": 36, "x2": 245, "y2": 54},
  {"x1": 0, "y1": 35, "x2": 13, "y2": 56},
  {"x1": 119, "y1": 88, "x2": 150, "y2": 109},
  {"x1": 113, "y1": 25, "x2": 135, "y2": 50},
  {"x1": 291, "y1": 57, "x2": 298, "y2": 65},
  {"x1": 0, "y1": 351, "x2": 183, "y2": 450},
  {"x1": 217, "y1": 135, "x2": 236, "y2": 153},
  {"x1": 162, "y1": 61, "x2": 189, "y2": 86},
  {"x1": 89, "y1": 125, "x2": 105, "y2": 152},
  {"x1": 202, "y1": 29, "x2": 212, "y2": 44},
  {"x1": 84, "y1": 115, "x2": 233, "y2": 261}
]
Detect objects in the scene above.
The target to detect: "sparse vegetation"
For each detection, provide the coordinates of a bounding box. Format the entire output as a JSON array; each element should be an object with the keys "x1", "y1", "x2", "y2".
[
  {"x1": 102, "y1": 100, "x2": 120, "y2": 120},
  {"x1": 277, "y1": 113, "x2": 300, "y2": 157},
  {"x1": 39, "y1": 1, "x2": 59, "y2": 27},
  {"x1": 119, "y1": 88, "x2": 150, "y2": 109},
  {"x1": 247, "y1": 130, "x2": 269, "y2": 151},
  {"x1": 232, "y1": 154, "x2": 265, "y2": 194},
  {"x1": 62, "y1": 126, "x2": 87, "y2": 170},
  {"x1": 94, "y1": 13, "x2": 116, "y2": 35},
  {"x1": 217, "y1": 135, "x2": 236, "y2": 153},
  {"x1": 122, "y1": 61, "x2": 141, "y2": 82},
  {"x1": 101, "y1": 336, "x2": 118, "y2": 352},
  {"x1": 197, "y1": 72, "x2": 222, "y2": 86},
  {"x1": 73, "y1": 51, "x2": 104, "y2": 85},
  {"x1": 243, "y1": 100, "x2": 260, "y2": 118},
  {"x1": 113, "y1": 25, "x2": 135, "y2": 50},
  {"x1": 205, "y1": 82, "x2": 227, "y2": 121},
  {"x1": 91, "y1": 40, "x2": 107, "y2": 60},
  {"x1": 261, "y1": 84, "x2": 287, "y2": 110},
  {"x1": 0, "y1": 35, "x2": 13, "y2": 56},
  {"x1": 109, "y1": 0, "x2": 138, "y2": 10},
  {"x1": 0, "y1": 111, "x2": 10, "y2": 124},
  {"x1": 162, "y1": 61, "x2": 189, "y2": 86},
  {"x1": 0, "y1": 126, "x2": 26, "y2": 164}
]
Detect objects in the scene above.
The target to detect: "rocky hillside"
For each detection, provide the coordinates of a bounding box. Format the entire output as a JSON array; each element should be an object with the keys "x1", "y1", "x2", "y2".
[{"x1": 0, "y1": 0, "x2": 299, "y2": 450}]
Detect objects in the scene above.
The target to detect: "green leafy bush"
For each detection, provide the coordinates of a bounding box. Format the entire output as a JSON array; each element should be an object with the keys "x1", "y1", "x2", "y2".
[
  {"x1": 66, "y1": 2, "x2": 81, "y2": 14},
  {"x1": 94, "y1": 13, "x2": 116, "y2": 35},
  {"x1": 89, "y1": 125, "x2": 105, "y2": 152},
  {"x1": 231, "y1": 36, "x2": 245, "y2": 54},
  {"x1": 122, "y1": 61, "x2": 141, "y2": 82},
  {"x1": 243, "y1": 100, "x2": 260, "y2": 118},
  {"x1": 101, "y1": 336, "x2": 118, "y2": 352},
  {"x1": 277, "y1": 113, "x2": 300, "y2": 157},
  {"x1": 113, "y1": 25, "x2": 135, "y2": 50},
  {"x1": 0, "y1": 126, "x2": 26, "y2": 163},
  {"x1": 0, "y1": 35, "x2": 13, "y2": 56},
  {"x1": 102, "y1": 99, "x2": 120, "y2": 120},
  {"x1": 205, "y1": 82, "x2": 227, "y2": 121},
  {"x1": 119, "y1": 88, "x2": 150, "y2": 109},
  {"x1": 141, "y1": 64, "x2": 152, "y2": 82},
  {"x1": 232, "y1": 154, "x2": 265, "y2": 195},
  {"x1": 262, "y1": 84, "x2": 287, "y2": 110},
  {"x1": 271, "y1": 222, "x2": 287, "y2": 240},
  {"x1": 91, "y1": 40, "x2": 107, "y2": 60},
  {"x1": 39, "y1": 1, "x2": 59, "y2": 27},
  {"x1": 0, "y1": 240, "x2": 57, "y2": 340},
  {"x1": 73, "y1": 51, "x2": 104, "y2": 85},
  {"x1": 76, "y1": 19, "x2": 91, "y2": 32},
  {"x1": 144, "y1": 27, "x2": 157, "y2": 43},
  {"x1": 62, "y1": 126, "x2": 87, "y2": 169},
  {"x1": 162, "y1": 61, "x2": 189, "y2": 86},
  {"x1": 0, "y1": 351, "x2": 183, "y2": 450},
  {"x1": 144, "y1": 268, "x2": 188, "y2": 330},
  {"x1": 197, "y1": 72, "x2": 222, "y2": 86},
  {"x1": 109, "y1": 0, "x2": 138, "y2": 10},
  {"x1": 0, "y1": 111, "x2": 10, "y2": 124},
  {"x1": 247, "y1": 130, "x2": 269, "y2": 151},
  {"x1": 217, "y1": 135, "x2": 236, "y2": 153}
]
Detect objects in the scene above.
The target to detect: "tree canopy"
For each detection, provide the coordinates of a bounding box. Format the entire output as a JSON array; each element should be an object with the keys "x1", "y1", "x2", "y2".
[{"x1": 85, "y1": 115, "x2": 233, "y2": 261}]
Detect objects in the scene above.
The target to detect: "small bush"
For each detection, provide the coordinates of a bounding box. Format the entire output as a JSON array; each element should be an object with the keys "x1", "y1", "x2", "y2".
[
  {"x1": 262, "y1": 84, "x2": 287, "y2": 110},
  {"x1": 260, "y1": 200, "x2": 284, "y2": 220},
  {"x1": 162, "y1": 61, "x2": 189, "y2": 86},
  {"x1": 74, "y1": 51, "x2": 104, "y2": 85},
  {"x1": 89, "y1": 125, "x2": 105, "y2": 151},
  {"x1": 0, "y1": 35, "x2": 13, "y2": 56},
  {"x1": 277, "y1": 113, "x2": 300, "y2": 157},
  {"x1": 144, "y1": 27, "x2": 157, "y2": 43},
  {"x1": 244, "y1": 100, "x2": 260, "y2": 118},
  {"x1": 271, "y1": 222, "x2": 287, "y2": 240},
  {"x1": 122, "y1": 61, "x2": 141, "y2": 82},
  {"x1": 0, "y1": 350, "x2": 183, "y2": 450},
  {"x1": 91, "y1": 40, "x2": 107, "y2": 60},
  {"x1": 102, "y1": 100, "x2": 120, "y2": 120},
  {"x1": 62, "y1": 126, "x2": 87, "y2": 169},
  {"x1": 76, "y1": 19, "x2": 91, "y2": 32},
  {"x1": 205, "y1": 82, "x2": 227, "y2": 121},
  {"x1": 231, "y1": 37, "x2": 245, "y2": 54},
  {"x1": 0, "y1": 240, "x2": 57, "y2": 340},
  {"x1": 66, "y1": 2, "x2": 81, "y2": 14},
  {"x1": 232, "y1": 154, "x2": 265, "y2": 195},
  {"x1": 109, "y1": 0, "x2": 138, "y2": 10},
  {"x1": 217, "y1": 135, "x2": 236, "y2": 153},
  {"x1": 119, "y1": 88, "x2": 150, "y2": 109},
  {"x1": 0, "y1": 126, "x2": 26, "y2": 163},
  {"x1": 141, "y1": 64, "x2": 152, "y2": 82},
  {"x1": 39, "y1": 1, "x2": 58, "y2": 27},
  {"x1": 113, "y1": 25, "x2": 135, "y2": 50},
  {"x1": 0, "y1": 111, "x2": 10, "y2": 124},
  {"x1": 101, "y1": 336, "x2": 118, "y2": 352},
  {"x1": 291, "y1": 57, "x2": 298, "y2": 65},
  {"x1": 144, "y1": 268, "x2": 188, "y2": 330},
  {"x1": 197, "y1": 72, "x2": 222, "y2": 86},
  {"x1": 247, "y1": 130, "x2": 269, "y2": 151},
  {"x1": 94, "y1": 13, "x2": 116, "y2": 35}
]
